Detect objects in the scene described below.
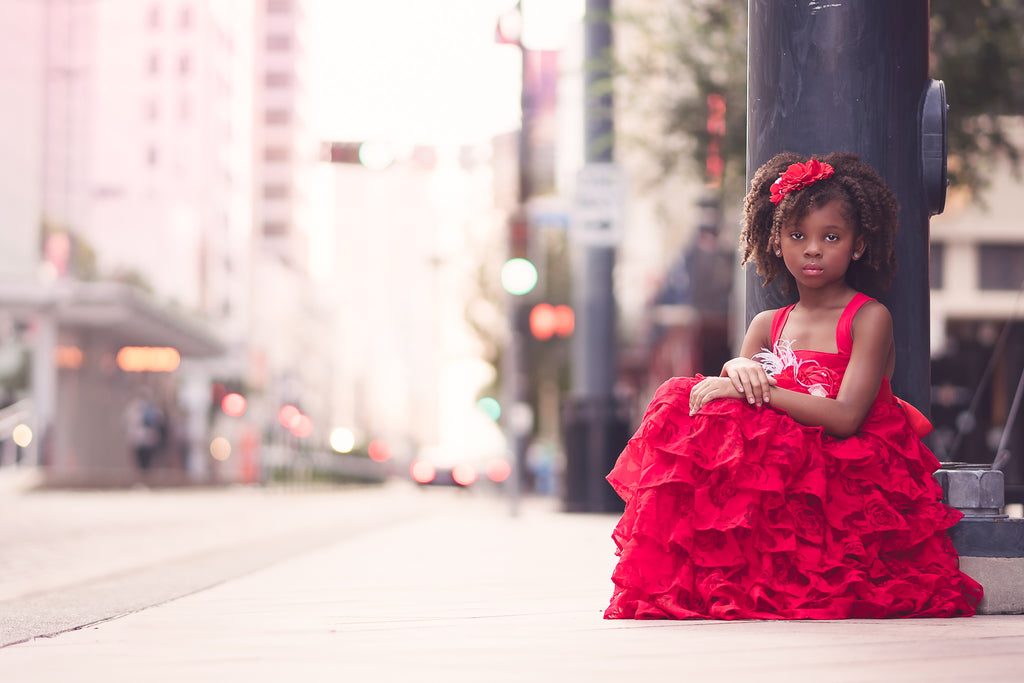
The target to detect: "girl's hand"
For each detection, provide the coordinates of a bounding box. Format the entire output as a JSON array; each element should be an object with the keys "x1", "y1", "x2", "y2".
[
  {"x1": 689, "y1": 376, "x2": 744, "y2": 415},
  {"x1": 721, "y1": 357, "x2": 777, "y2": 407}
]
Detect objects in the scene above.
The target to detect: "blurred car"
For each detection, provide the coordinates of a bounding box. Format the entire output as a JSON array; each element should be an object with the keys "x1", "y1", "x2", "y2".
[{"x1": 408, "y1": 447, "x2": 511, "y2": 489}]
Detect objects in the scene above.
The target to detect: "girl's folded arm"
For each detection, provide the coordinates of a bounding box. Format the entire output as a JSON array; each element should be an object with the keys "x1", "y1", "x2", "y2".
[{"x1": 766, "y1": 302, "x2": 893, "y2": 438}]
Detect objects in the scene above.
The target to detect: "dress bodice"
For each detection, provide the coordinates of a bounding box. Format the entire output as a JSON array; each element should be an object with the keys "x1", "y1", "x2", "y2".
[{"x1": 760, "y1": 293, "x2": 880, "y2": 400}]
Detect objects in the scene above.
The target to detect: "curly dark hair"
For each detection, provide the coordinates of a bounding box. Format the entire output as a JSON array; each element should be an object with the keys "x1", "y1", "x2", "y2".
[{"x1": 740, "y1": 151, "x2": 899, "y2": 297}]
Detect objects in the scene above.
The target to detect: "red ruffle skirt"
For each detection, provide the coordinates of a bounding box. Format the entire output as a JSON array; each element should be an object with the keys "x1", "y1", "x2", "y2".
[{"x1": 605, "y1": 376, "x2": 983, "y2": 619}]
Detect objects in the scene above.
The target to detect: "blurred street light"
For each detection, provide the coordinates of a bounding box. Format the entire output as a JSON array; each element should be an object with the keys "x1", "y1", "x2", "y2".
[{"x1": 330, "y1": 427, "x2": 356, "y2": 453}]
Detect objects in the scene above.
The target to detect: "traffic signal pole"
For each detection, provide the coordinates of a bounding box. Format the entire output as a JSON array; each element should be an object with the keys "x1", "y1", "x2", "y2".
[
  {"x1": 502, "y1": 2, "x2": 532, "y2": 517},
  {"x1": 562, "y1": 0, "x2": 626, "y2": 513}
]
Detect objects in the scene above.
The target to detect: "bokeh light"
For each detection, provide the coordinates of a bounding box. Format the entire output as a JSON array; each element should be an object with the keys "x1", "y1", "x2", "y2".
[
  {"x1": 500, "y1": 258, "x2": 538, "y2": 296},
  {"x1": 12, "y1": 424, "x2": 33, "y2": 448},
  {"x1": 210, "y1": 436, "x2": 231, "y2": 461},
  {"x1": 54, "y1": 346, "x2": 83, "y2": 370},
  {"x1": 367, "y1": 439, "x2": 390, "y2": 462},
  {"x1": 330, "y1": 427, "x2": 356, "y2": 453},
  {"x1": 116, "y1": 346, "x2": 181, "y2": 372},
  {"x1": 451, "y1": 463, "x2": 477, "y2": 487},
  {"x1": 410, "y1": 459, "x2": 436, "y2": 484},
  {"x1": 278, "y1": 404, "x2": 300, "y2": 429},
  {"x1": 221, "y1": 392, "x2": 247, "y2": 417},
  {"x1": 487, "y1": 460, "x2": 512, "y2": 483},
  {"x1": 289, "y1": 414, "x2": 313, "y2": 438},
  {"x1": 529, "y1": 303, "x2": 574, "y2": 340},
  {"x1": 476, "y1": 396, "x2": 501, "y2": 421}
]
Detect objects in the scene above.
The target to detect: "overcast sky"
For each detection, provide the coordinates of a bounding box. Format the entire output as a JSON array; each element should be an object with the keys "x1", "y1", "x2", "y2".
[{"x1": 308, "y1": 0, "x2": 583, "y2": 145}]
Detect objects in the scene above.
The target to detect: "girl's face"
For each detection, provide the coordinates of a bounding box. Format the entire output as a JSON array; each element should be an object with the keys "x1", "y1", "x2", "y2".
[{"x1": 776, "y1": 199, "x2": 864, "y2": 292}]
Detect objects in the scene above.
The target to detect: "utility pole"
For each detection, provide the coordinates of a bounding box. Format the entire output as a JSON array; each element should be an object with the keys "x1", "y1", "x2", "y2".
[
  {"x1": 496, "y1": 1, "x2": 537, "y2": 517},
  {"x1": 747, "y1": 0, "x2": 1024, "y2": 607},
  {"x1": 745, "y1": 0, "x2": 939, "y2": 414},
  {"x1": 562, "y1": 0, "x2": 626, "y2": 513}
]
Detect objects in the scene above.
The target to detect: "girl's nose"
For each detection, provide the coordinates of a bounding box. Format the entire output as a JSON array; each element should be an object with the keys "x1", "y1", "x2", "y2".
[{"x1": 804, "y1": 240, "x2": 821, "y2": 256}]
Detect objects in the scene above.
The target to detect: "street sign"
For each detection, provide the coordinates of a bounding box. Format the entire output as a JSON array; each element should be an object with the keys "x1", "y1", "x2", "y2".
[{"x1": 571, "y1": 163, "x2": 626, "y2": 247}]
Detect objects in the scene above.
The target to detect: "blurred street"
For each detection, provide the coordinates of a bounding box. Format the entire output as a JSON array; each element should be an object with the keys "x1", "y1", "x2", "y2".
[{"x1": 2, "y1": 478, "x2": 1024, "y2": 682}]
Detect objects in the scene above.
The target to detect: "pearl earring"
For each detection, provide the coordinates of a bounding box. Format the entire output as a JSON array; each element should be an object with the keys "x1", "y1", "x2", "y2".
[
  {"x1": 853, "y1": 252, "x2": 861, "y2": 260},
  {"x1": 775, "y1": 250, "x2": 781, "y2": 257}
]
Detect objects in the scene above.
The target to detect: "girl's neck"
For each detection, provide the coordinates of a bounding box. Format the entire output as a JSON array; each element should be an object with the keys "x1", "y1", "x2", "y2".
[{"x1": 793, "y1": 283, "x2": 858, "y2": 311}]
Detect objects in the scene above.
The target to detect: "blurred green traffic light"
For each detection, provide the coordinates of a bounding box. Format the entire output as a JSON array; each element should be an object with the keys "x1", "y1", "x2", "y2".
[
  {"x1": 477, "y1": 397, "x2": 501, "y2": 421},
  {"x1": 500, "y1": 258, "x2": 538, "y2": 296}
]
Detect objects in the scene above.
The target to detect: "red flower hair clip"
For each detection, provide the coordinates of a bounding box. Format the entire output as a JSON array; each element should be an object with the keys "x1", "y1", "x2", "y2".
[{"x1": 769, "y1": 159, "x2": 835, "y2": 205}]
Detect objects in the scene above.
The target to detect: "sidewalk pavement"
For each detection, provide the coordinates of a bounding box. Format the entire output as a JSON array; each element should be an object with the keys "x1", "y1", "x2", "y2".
[{"x1": 2, "y1": 479, "x2": 1024, "y2": 682}]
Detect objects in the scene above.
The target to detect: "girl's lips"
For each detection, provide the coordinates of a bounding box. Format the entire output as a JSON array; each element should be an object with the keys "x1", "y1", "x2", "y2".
[{"x1": 803, "y1": 264, "x2": 823, "y2": 274}]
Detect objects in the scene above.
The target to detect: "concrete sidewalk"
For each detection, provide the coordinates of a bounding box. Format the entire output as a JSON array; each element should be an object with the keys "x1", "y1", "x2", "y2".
[{"x1": 2, "y1": 483, "x2": 1024, "y2": 682}]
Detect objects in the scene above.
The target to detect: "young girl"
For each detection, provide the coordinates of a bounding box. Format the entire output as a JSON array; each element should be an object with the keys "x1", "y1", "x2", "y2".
[{"x1": 604, "y1": 152, "x2": 983, "y2": 619}]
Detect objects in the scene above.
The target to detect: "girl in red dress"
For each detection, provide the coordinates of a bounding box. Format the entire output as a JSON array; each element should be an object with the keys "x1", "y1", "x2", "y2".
[{"x1": 604, "y1": 152, "x2": 983, "y2": 619}]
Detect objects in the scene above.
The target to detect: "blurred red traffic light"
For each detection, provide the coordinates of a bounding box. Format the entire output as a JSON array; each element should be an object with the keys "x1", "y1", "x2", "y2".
[{"x1": 529, "y1": 303, "x2": 574, "y2": 340}]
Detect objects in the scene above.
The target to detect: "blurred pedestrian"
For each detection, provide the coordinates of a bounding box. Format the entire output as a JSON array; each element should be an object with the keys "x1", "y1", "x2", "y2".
[{"x1": 126, "y1": 390, "x2": 166, "y2": 471}]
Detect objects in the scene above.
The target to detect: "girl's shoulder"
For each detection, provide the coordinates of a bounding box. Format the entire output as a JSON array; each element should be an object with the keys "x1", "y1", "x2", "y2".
[
  {"x1": 850, "y1": 297, "x2": 892, "y2": 325},
  {"x1": 848, "y1": 296, "x2": 893, "y2": 347},
  {"x1": 746, "y1": 307, "x2": 781, "y2": 346},
  {"x1": 749, "y1": 307, "x2": 781, "y2": 334}
]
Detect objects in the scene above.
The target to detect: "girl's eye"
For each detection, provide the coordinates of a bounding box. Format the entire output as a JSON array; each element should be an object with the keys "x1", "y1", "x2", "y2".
[
  {"x1": 789, "y1": 232, "x2": 803, "y2": 240},
  {"x1": 825, "y1": 234, "x2": 839, "y2": 242}
]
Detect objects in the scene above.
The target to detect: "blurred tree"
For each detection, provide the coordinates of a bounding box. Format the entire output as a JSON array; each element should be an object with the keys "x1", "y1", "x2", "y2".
[
  {"x1": 930, "y1": 0, "x2": 1024, "y2": 199},
  {"x1": 618, "y1": 0, "x2": 1024, "y2": 204},
  {"x1": 616, "y1": 1, "x2": 747, "y2": 201},
  {"x1": 40, "y1": 218, "x2": 100, "y2": 281}
]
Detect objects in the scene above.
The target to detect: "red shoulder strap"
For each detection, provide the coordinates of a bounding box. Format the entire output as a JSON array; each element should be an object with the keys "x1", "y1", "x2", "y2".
[
  {"x1": 770, "y1": 304, "x2": 796, "y2": 347},
  {"x1": 836, "y1": 293, "x2": 873, "y2": 356}
]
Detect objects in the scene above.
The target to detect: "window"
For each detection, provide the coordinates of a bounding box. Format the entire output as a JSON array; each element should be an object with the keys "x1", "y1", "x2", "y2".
[
  {"x1": 267, "y1": 0, "x2": 293, "y2": 13},
  {"x1": 266, "y1": 34, "x2": 291, "y2": 51},
  {"x1": 146, "y1": 145, "x2": 159, "y2": 167},
  {"x1": 979, "y1": 244, "x2": 1024, "y2": 291},
  {"x1": 180, "y1": 6, "x2": 193, "y2": 30},
  {"x1": 265, "y1": 109, "x2": 291, "y2": 125},
  {"x1": 147, "y1": 53, "x2": 160, "y2": 76},
  {"x1": 930, "y1": 242, "x2": 944, "y2": 290},
  {"x1": 263, "y1": 147, "x2": 291, "y2": 162},
  {"x1": 265, "y1": 72, "x2": 291, "y2": 88},
  {"x1": 147, "y1": 5, "x2": 161, "y2": 29},
  {"x1": 179, "y1": 54, "x2": 191, "y2": 76},
  {"x1": 263, "y1": 184, "x2": 291, "y2": 200},
  {"x1": 263, "y1": 221, "x2": 288, "y2": 236},
  {"x1": 145, "y1": 99, "x2": 159, "y2": 122}
]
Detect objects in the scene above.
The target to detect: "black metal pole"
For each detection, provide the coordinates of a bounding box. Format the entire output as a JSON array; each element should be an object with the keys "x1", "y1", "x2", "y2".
[
  {"x1": 745, "y1": 0, "x2": 936, "y2": 414},
  {"x1": 562, "y1": 0, "x2": 625, "y2": 513},
  {"x1": 577, "y1": 0, "x2": 615, "y2": 397},
  {"x1": 506, "y1": 4, "x2": 530, "y2": 517}
]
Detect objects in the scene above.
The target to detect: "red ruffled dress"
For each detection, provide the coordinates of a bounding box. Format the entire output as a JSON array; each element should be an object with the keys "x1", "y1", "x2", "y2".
[{"x1": 605, "y1": 293, "x2": 983, "y2": 619}]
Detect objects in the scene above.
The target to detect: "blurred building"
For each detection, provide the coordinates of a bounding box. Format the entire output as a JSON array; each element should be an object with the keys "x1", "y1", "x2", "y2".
[
  {"x1": 248, "y1": 0, "x2": 336, "y2": 453},
  {"x1": 323, "y1": 142, "x2": 508, "y2": 467},
  {"x1": 929, "y1": 121, "x2": 1024, "y2": 501},
  {"x1": 0, "y1": 1, "x2": 44, "y2": 285},
  {"x1": 40, "y1": 0, "x2": 253, "y2": 326},
  {"x1": 0, "y1": 1, "x2": 246, "y2": 484},
  {"x1": 0, "y1": 1, "x2": 46, "y2": 469}
]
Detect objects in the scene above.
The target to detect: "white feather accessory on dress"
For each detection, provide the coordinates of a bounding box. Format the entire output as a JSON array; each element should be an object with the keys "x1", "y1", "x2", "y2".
[{"x1": 752, "y1": 338, "x2": 832, "y2": 397}]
